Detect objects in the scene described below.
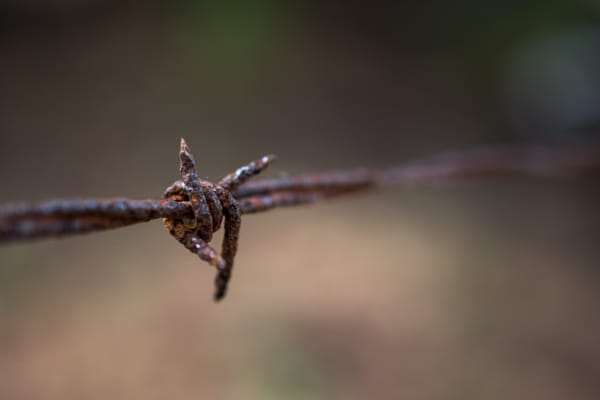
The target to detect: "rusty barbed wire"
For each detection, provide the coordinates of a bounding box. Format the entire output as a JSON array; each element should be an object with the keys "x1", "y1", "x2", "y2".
[{"x1": 1, "y1": 139, "x2": 599, "y2": 300}]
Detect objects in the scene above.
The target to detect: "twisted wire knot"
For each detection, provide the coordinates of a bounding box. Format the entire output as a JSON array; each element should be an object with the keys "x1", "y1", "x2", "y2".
[{"x1": 163, "y1": 138, "x2": 275, "y2": 301}]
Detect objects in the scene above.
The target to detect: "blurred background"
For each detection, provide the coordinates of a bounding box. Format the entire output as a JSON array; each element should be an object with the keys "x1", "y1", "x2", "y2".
[{"x1": 1, "y1": 1, "x2": 600, "y2": 399}]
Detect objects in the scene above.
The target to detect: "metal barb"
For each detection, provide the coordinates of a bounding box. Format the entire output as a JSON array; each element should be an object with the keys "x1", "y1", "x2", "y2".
[{"x1": 1, "y1": 140, "x2": 599, "y2": 301}]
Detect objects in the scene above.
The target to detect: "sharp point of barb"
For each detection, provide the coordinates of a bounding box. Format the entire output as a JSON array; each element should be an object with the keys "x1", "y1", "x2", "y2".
[
  {"x1": 179, "y1": 138, "x2": 196, "y2": 169},
  {"x1": 180, "y1": 138, "x2": 192, "y2": 156},
  {"x1": 264, "y1": 154, "x2": 277, "y2": 164}
]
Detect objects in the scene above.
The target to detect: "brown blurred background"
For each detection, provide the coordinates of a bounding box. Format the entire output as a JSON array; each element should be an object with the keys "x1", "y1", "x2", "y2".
[{"x1": 1, "y1": 1, "x2": 600, "y2": 399}]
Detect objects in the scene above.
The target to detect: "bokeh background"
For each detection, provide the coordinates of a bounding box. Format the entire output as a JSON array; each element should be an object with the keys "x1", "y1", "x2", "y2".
[{"x1": 1, "y1": 1, "x2": 600, "y2": 399}]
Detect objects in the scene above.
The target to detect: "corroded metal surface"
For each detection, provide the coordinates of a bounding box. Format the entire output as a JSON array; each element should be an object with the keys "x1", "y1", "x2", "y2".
[
  {"x1": 162, "y1": 139, "x2": 262, "y2": 300},
  {"x1": 1, "y1": 139, "x2": 599, "y2": 301}
]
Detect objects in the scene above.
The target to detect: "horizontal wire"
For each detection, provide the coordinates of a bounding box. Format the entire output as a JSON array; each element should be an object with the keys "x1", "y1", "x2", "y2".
[{"x1": 1, "y1": 143, "x2": 599, "y2": 243}]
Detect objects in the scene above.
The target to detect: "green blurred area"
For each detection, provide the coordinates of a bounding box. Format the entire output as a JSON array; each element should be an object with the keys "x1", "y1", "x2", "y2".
[{"x1": 1, "y1": 1, "x2": 599, "y2": 399}]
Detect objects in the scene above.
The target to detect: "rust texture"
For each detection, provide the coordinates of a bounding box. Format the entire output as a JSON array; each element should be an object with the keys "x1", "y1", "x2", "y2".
[
  {"x1": 1, "y1": 139, "x2": 599, "y2": 300},
  {"x1": 161, "y1": 139, "x2": 276, "y2": 300}
]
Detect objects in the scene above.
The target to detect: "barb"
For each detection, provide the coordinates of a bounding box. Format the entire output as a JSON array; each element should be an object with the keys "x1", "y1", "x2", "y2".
[{"x1": 1, "y1": 140, "x2": 599, "y2": 300}]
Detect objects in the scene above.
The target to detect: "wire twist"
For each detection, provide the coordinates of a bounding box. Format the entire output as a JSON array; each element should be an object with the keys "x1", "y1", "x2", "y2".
[{"x1": 162, "y1": 139, "x2": 275, "y2": 300}]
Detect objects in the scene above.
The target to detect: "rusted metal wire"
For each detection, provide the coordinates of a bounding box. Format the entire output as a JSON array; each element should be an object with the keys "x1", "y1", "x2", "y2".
[{"x1": 1, "y1": 140, "x2": 599, "y2": 300}]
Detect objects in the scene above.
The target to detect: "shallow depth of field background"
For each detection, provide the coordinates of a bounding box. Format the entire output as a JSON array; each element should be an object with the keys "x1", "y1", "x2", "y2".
[{"x1": 1, "y1": 1, "x2": 600, "y2": 399}]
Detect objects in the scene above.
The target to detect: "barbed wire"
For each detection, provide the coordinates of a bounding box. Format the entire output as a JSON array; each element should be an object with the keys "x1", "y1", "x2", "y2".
[{"x1": 1, "y1": 139, "x2": 599, "y2": 300}]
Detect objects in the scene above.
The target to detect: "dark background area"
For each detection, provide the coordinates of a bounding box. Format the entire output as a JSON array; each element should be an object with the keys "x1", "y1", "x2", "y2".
[{"x1": 1, "y1": 1, "x2": 599, "y2": 399}]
